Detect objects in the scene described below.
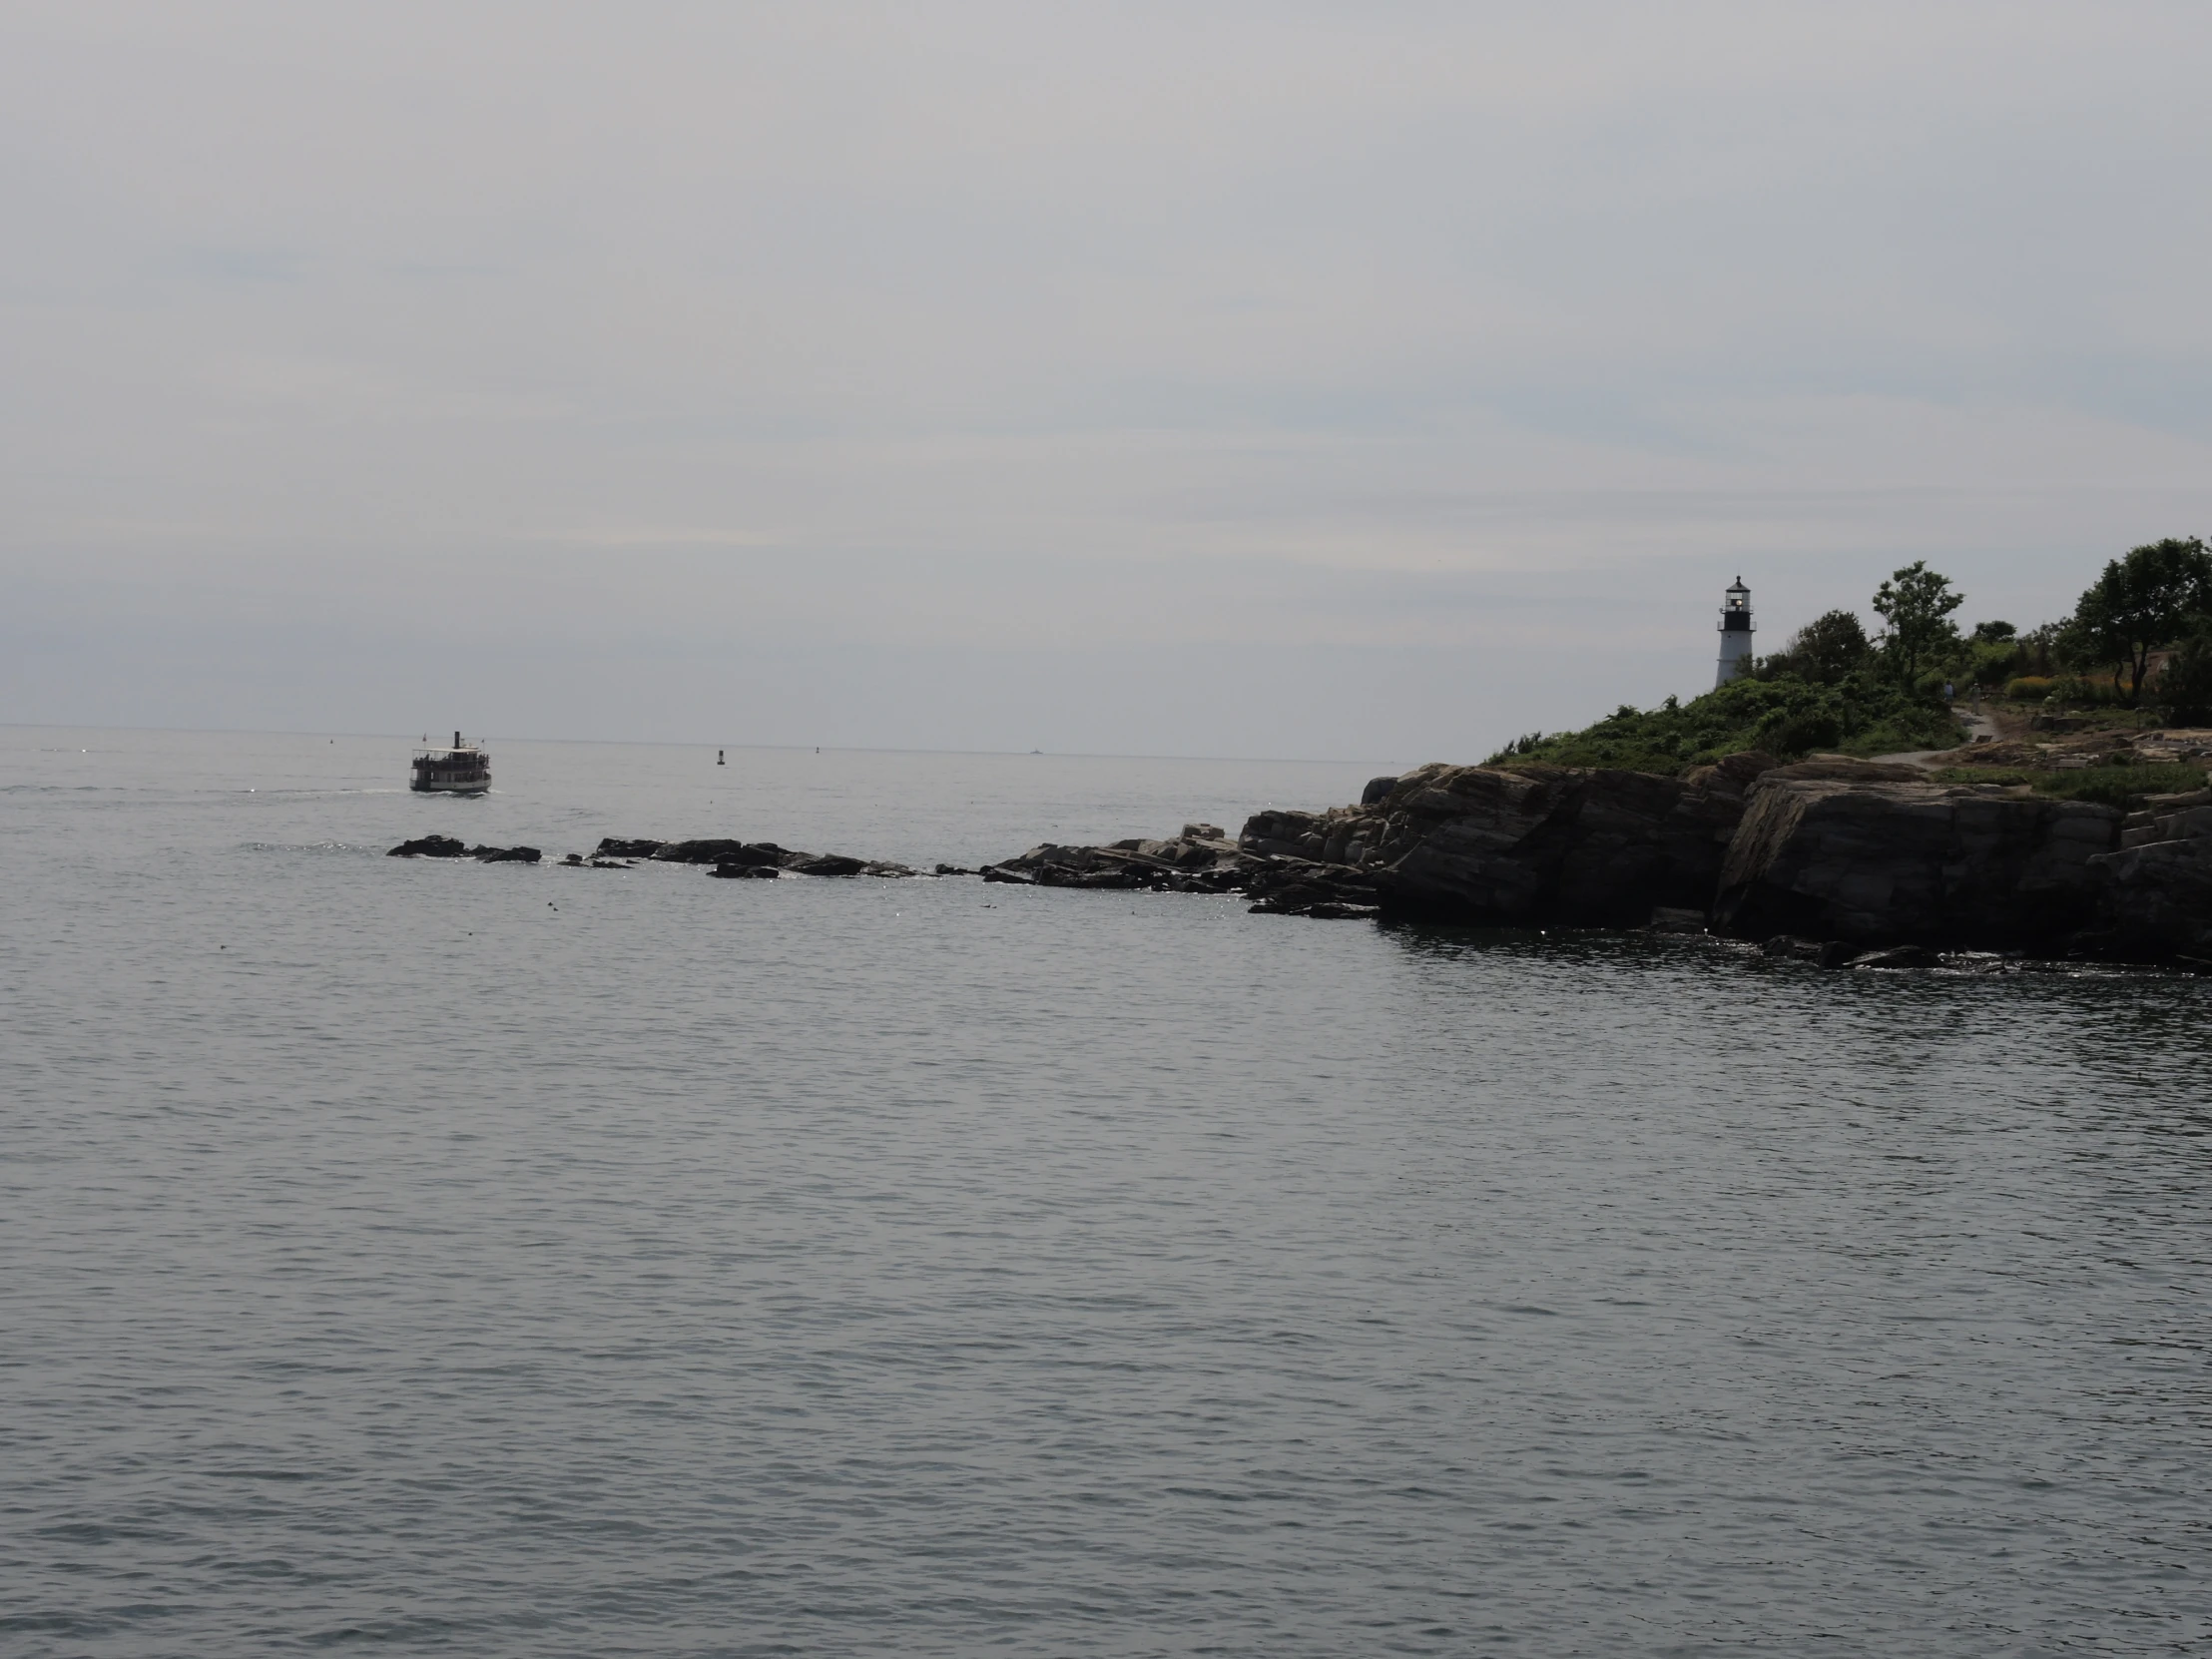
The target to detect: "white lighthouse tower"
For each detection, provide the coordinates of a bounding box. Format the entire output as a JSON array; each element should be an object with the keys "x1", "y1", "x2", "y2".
[{"x1": 1715, "y1": 576, "x2": 1755, "y2": 687}]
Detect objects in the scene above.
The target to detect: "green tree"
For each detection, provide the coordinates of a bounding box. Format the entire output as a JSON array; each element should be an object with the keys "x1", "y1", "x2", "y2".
[
  {"x1": 1963, "y1": 621, "x2": 2020, "y2": 688},
  {"x1": 1785, "y1": 609, "x2": 1871, "y2": 683},
  {"x1": 2149, "y1": 623, "x2": 2212, "y2": 725},
  {"x1": 2157, "y1": 624, "x2": 2212, "y2": 726},
  {"x1": 2064, "y1": 537, "x2": 2212, "y2": 708},
  {"x1": 1871, "y1": 561, "x2": 1964, "y2": 682},
  {"x1": 2013, "y1": 622, "x2": 2060, "y2": 679}
]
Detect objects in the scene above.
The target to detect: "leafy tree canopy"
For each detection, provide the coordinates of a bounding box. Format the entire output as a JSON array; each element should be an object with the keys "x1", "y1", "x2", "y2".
[
  {"x1": 2064, "y1": 537, "x2": 2212, "y2": 708},
  {"x1": 1872, "y1": 561, "x2": 1964, "y2": 681},
  {"x1": 1778, "y1": 609, "x2": 1871, "y2": 684}
]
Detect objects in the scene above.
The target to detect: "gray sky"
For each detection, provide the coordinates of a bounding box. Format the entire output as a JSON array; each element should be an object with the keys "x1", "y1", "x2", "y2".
[{"x1": 5, "y1": 1, "x2": 2210, "y2": 759}]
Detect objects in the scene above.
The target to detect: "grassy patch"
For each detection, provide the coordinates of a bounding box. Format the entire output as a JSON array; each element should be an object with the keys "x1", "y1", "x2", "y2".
[{"x1": 1930, "y1": 763, "x2": 2208, "y2": 809}]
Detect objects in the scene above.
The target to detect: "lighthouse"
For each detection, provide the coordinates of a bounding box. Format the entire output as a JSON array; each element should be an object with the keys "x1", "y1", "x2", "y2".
[{"x1": 1715, "y1": 577, "x2": 1755, "y2": 687}]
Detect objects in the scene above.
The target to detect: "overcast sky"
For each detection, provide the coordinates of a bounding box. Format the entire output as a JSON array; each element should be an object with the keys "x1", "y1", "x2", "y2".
[{"x1": 5, "y1": 1, "x2": 2209, "y2": 759}]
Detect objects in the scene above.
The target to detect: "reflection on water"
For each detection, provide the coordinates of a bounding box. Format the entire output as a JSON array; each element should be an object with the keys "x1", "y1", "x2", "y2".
[{"x1": 4, "y1": 727, "x2": 2209, "y2": 1656}]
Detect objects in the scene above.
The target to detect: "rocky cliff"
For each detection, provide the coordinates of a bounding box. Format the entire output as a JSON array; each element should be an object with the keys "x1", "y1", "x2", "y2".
[{"x1": 981, "y1": 753, "x2": 2212, "y2": 962}]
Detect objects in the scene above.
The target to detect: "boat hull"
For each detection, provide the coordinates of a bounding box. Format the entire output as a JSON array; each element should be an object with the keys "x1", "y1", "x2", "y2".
[{"x1": 409, "y1": 777, "x2": 491, "y2": 794}]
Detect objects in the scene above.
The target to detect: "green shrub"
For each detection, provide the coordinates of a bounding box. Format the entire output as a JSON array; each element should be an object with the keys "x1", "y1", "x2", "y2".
[
  {"x1": 2049, "y1": 674, "x2": 2120, "y2": 707},
  {"x1": 2004, "y1": 676, "x2": 2052, "y2": 700},
  {"x1": 1487, "y1": 670, "x2": 1960, "y2": 774}
]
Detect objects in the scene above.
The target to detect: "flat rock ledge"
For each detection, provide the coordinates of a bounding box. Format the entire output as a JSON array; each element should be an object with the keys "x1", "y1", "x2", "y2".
[
  {"x1": 591, "y1": 837, "x2": 919, "y2": 878},
  {"x1": 387, "y1": 832, "x2": 917, "y2": 876}
]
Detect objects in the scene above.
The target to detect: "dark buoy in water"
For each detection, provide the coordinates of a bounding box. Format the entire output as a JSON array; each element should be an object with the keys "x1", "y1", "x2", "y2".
[{"x1": 718, "y1": 749, "x2": 725, "y2": 766}]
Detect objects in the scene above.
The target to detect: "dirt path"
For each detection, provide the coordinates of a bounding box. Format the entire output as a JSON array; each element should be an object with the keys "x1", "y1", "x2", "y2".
[{"x1": 1874, "y1": 706, "x2": 1999, "y2": 771}]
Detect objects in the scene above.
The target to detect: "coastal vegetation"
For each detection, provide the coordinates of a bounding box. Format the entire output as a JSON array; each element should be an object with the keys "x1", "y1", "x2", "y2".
[
  {"x1": 1492, "y1": 538, "x2": 2212, "y2": 775},
  {"x1": 1927, "y1": 763, "x2": 2211, "y2": 811}
]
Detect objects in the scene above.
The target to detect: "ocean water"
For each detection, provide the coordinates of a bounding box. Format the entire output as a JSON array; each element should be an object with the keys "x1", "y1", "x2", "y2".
[{"x1": 4, "y1": 725, "x2": 2209, "y2": 1657}]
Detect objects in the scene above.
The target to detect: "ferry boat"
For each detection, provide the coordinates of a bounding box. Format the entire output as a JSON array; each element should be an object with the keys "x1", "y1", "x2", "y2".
[{"x1": 410, "y1": 732, "x2": 491, "y2": 794}]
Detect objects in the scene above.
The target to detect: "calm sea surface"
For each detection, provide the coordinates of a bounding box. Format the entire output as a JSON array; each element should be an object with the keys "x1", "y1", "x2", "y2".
[{"x1": 4, "y1": 726, "x2": 2209, "y2": 1657}]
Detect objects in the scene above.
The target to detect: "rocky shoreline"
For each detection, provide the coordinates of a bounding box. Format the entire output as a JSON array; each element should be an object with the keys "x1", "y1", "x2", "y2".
[{"x1": 387, "y1": 751, "x2": 2212, "y2": 966}]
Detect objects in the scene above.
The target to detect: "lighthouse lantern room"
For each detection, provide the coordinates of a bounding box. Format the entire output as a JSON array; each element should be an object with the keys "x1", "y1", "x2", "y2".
[{"x1": 1715, "y1": 577, "x2": 1755, "y2": 687}]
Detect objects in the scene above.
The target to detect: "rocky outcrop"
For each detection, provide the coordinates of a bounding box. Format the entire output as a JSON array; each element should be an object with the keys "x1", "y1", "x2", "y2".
[
  {"x1": 1245, "y1": 862, "x2": 1381, "y2": 916},
  {"x1": 1711, "y1": 765, "x2": 2116, "y2": 948},
  {"x1": 982, "y1": 824, "x2": 1259, "y2": 893},
  {"x1": 1241, "y1": 753, "x2": 1778, "y2": 926},
  {"x1": 388, "y1": 834, "x2": 541, "y2": 862}
]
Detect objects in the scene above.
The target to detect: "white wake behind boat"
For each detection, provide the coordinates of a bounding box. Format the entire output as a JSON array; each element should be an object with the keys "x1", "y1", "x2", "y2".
[{"x1": 410, "y1": 732, "x2": 491, "y2": 794}]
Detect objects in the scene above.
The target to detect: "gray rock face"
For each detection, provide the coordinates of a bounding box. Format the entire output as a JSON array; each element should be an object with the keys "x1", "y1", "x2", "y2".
[
  {"x1": 1711, "y1": 767, "x2": 2117, "y2": 948},
  {"x1": 2085, "y1": 789, "x2": 2212, "y2": 961}
]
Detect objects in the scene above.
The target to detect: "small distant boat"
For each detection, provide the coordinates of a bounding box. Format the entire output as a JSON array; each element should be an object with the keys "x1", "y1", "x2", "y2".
[{"x1": 411, "y1": 731, "x2": 491, "y2": 795}]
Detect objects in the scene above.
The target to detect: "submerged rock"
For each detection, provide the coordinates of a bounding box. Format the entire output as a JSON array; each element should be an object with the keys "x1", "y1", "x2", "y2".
[
  {"x1": 387, "y1": 834, "x2": 539, "y2": 862},
  {"x1": 388, "y1": 834, "x2": 469, "y2": 857},
  {"x1": 1849, "y1": 944, "x2": 1943, "y2": 970},
  {"x1": 786, "y1": 852, "x2": 867, "y2": 877}
]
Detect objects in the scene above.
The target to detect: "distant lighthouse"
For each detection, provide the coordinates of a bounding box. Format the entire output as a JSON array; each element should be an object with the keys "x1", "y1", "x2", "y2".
[{"x1": 1715, "y1": 577, "x2": 1755, "y2": 687}]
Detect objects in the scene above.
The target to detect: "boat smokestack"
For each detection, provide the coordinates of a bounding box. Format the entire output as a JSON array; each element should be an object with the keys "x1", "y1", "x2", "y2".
[{"x1": 453, "y1": 731, "x2": 461, "y2": 749}]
